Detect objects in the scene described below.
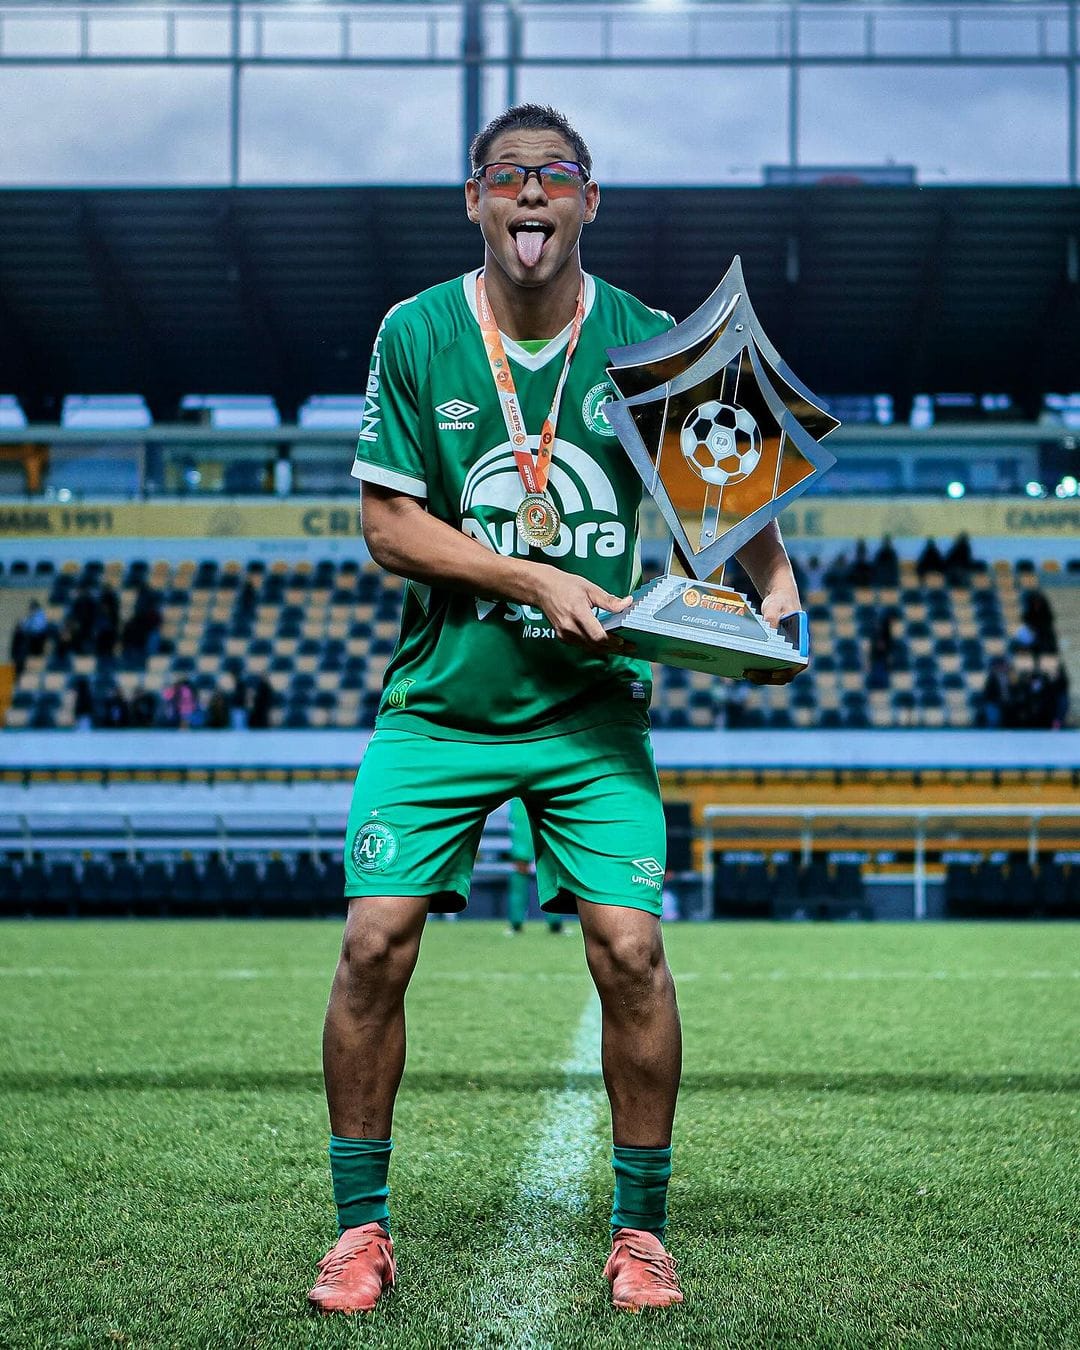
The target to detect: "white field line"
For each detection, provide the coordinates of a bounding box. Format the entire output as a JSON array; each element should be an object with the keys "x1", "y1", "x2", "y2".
[{"x1": 467, "y1": 994, "x2": 605, "y2": 1349}]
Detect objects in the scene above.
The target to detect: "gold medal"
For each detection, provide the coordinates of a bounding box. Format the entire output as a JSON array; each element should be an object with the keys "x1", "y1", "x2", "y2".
[{"x1": 516, "y1": 493, "x2": 561, "y2": 547}]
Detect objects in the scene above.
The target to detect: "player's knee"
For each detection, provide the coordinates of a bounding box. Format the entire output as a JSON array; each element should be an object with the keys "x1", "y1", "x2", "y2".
[
  {"x1": 587, "y1": 926, "x2": 662, "y2": 996},
  {"x1": 338, "y1": 922, "x2": 415, "y2": 994}
]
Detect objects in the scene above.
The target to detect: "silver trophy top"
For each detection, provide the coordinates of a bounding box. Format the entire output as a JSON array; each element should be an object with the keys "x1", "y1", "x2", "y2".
[{"x1": 604, "y1": 255, "x2": 839, "y2": 583}]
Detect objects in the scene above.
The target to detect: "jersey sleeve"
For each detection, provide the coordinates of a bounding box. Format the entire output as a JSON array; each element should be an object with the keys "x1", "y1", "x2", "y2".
[{"x1": 351, "y1": 303, "x2": 428, "y2": 499}]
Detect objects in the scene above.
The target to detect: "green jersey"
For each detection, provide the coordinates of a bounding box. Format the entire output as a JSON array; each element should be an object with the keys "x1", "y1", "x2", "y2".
[{"x1": 352, "y1": 268, "x2": 673, "y2": 740}]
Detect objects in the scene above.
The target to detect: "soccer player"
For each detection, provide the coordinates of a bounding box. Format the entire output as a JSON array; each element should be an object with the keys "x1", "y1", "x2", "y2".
[
  {"x1": 507, "y1": 796, "x2": 563, "y2": 934},
  {"x1": 308, "y1": 104, "x2": 802, "y2": 1316}
]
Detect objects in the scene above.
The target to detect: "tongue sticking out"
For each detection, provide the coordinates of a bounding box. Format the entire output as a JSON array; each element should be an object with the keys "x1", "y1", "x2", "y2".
[{"x1": 515, "y1": 230, "x2": 546, "y2": 267}]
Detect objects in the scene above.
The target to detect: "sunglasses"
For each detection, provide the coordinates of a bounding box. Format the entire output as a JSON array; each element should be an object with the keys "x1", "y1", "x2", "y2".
[{"x1": 472, "y1": 161, "x2": 589, "y2": 198}]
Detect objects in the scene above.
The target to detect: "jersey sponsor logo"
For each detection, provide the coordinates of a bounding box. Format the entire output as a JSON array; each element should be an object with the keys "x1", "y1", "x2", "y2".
[
  {"x1": 582, "y1": 381, "x2": 618, "y2": 437},
  {"x1": 436, "y1": 398, "x2": 479, "y2": 431},
  {"x1": 459, "y1": 438, "x2": 627, "y2": 566},
  {"x1": 357, "y1": 296, "x2": 417, "y2": 444},
  {"x1": 351, "y1": 820, "x2": 400, "y2": 873}
]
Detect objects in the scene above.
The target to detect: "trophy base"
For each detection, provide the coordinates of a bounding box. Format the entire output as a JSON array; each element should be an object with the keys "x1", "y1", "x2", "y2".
[{"x1": 599, "y1": 575, "x2": 808, "y2": 679}]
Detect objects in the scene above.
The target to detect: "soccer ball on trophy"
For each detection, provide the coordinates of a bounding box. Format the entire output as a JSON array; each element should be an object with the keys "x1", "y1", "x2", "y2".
[{"x1": 679, "y1": 401, "x2": 761, "y2": 487}]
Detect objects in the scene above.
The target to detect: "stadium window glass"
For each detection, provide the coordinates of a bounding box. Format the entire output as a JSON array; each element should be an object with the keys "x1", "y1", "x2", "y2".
[
  {"x1": 694, "y1": 12, "x2": 787, "y2": 58},
  {"x1": 0, "y1": 68, "x2": 230, "y2": 184},
  {"x1": 1045, "y1": 14, "x2": 1071, "y2": 55},
  {"x1": 522, "y1": 13, "x2": 607, "y2": 58},
  {"x1": 0, "y1": 13, "x2": 80, "y2": 56},
  {"x1": 798, "y1": 11, "x2": 865, "y2": 57},
  {"x1": 259, "y1": 14, "x2": 342, "y2": 60},
  {"x1": 609, "y1": 15, "x2": 696, "y2": 59},
  {"x1": 798, "y1": 65, "x2": 1069, "y2": 184},
  {"x1": 958, "y1": 14, "x2": 1041, "y2": 58},
  {"x1": 174, "y1": 12, "x2": 232, "y2": 59},
  {"x1": 88, "y1": 15, "x2": 168, "y2": 59},
  {"x1": 240, "y1": 68, "x2": 461, "y2": 183},
  {"x1": 517, "y1": 66, "x2": 788, "y2": 185},
  {"x1": 872, "y1": 13, "x2": 952, "y2": 57},
  {"x1": 347, "y1": 6, "x2": 460, "y2": 59}
]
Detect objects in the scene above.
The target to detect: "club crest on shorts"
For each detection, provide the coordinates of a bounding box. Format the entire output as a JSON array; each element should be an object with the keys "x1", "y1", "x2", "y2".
[{"x1": 352, "y1": 820, "x2": 400, "y2": 873}]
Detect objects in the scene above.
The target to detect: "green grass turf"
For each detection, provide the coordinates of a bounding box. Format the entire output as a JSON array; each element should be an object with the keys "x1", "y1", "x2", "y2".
[{"x1": 1, "y1": 921, "x2": 1078, "y2": 1348}]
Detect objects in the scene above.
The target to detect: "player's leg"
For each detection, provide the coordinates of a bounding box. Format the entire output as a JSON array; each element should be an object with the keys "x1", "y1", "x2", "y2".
[
  {"x1": 311, "y1": 729, "x2": 497, "y2": 1314},
  {"x1": 577, "y1": 901, "x2": 680, "y2": 1156},
  {"x1": 526, "y1": 720, "x2": 683, "y2": 1308},
  {"x1": 506, "y1": 863, "x2": 529, "y2": 932}
]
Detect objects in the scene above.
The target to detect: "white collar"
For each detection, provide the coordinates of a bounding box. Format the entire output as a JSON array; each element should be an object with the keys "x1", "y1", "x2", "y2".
[{"x1": 462, "y1": 268, "x2": 596, "y2": 371}]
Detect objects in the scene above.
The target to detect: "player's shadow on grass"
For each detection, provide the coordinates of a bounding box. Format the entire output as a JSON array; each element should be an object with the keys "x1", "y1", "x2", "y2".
[{"x1": 3, "y1": 1068, "x2": 1080, "y2": 1094}]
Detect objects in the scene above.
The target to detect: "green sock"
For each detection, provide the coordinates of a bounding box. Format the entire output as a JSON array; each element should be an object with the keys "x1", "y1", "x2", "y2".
[
  {"x1": 611, "y1": 1145, "x2": 672, "y2": 1239},
  {"x1": 329, "y1": 1135, "x2": 392, "y2": 1234}
]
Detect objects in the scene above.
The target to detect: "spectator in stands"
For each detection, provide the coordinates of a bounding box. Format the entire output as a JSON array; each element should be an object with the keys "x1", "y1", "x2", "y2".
[
  {"x1": 248, "y1": 676, "x2": 273, "y2": 729},
  {"x1": 237, "y1": 576, "x2": 258, "y2": 621},
  {"x1": 97, "y1": 683, "x2": 130, "y2": 729},
  {"x1": 1047, "y1": 661, "x2": 1070, "y2": 729},
  {"x1": 159, "y1": 679, "x2": 197, "y2": 729},
  {"x1": 802, "y1": 555, "x2": 825, "y2": 594},
  {"x1": 70, "y1": 584, "x2": 99, "y2": 654},
  {"x1": 122, "y1": 583, "x2": 162, "y2": 658},
  {"x1": 22, "y1": 600, "x2": 51, "y2": 653},
  {"x1": 229, "y1": 680, "x2": 249, "y2": 730},
  {"x1": 872, "y1": 535, "x2": 899, "y2": 586},
  {"x1": 206, "y1": 689, "x2": 230, "y2": 729},
  {"x1": 129, "y1": 686, "x2": 158, "y2": 727},
  {"x1": 73, "y1": 676, "x2": 94, "y2": 731},
  {"x1": 9, "y1": 620, "x2": 28, "y2": 678},
  {"x1": 1021, "y1": 590, "x2": 1057, "y2": 655},
  {"x1": 916, "y1": 538, "x2": 945, "y2": 578},
  {"x1": 850, "y1": 539, "x2": 872, "y2": 588},
  {"x1": 944, "y1": 531, "x2": 973, "y2": 583},
  {"x1": 866, "y1": 612, "x2": 895, "y2": 690},
  {"x1": 824, "y1": 552, "x2": 849, "y2": 588},
  {"x1": 980, "y1": 657, "x2": 1011, "y2": 728},
  {"x1": 94, "y1": 584, "x2": 119, "y2": 659},
  {"x1": 7, "y1": 599, "x2": 49, "y2": 677}
]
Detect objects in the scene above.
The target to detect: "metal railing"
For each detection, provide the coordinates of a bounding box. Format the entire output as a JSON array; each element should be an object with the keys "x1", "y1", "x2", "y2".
[{"x1": 703, "y1": 803, "x2": 1080, "y2": 919}]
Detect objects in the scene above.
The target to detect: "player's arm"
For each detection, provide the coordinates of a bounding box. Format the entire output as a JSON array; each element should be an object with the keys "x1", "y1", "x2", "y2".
[
  {"x1": 735, "y1": 520, "x2": 804, "y2": 685},
  {"x1": 361, "y1": 483, "x2": 629, "y2": 651}
]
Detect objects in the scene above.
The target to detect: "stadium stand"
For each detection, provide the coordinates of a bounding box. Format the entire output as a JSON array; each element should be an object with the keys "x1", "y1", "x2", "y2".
[{"x1": 2, "y1": 549, "x2": 1071, "y2": 732}]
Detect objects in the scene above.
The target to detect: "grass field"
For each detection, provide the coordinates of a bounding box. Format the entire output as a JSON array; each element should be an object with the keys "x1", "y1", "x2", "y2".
[{"x1": 2, "y1": 920, "x2": 1079, "y2": 1349}]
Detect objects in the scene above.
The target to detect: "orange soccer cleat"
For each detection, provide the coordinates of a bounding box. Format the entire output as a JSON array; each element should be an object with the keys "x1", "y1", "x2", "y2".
[
  {"x1": 307, "y1": 1222, "x2": 395, "y2": 1315},
  {"x1": 604, "y1": 1228, "x2": 684, "y2": 1311}
]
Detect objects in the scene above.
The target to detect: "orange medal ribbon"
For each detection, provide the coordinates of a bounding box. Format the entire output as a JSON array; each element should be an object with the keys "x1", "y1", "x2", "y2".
[{"x1": 475, "y1": 272, "x2": 586, "y2": 499}]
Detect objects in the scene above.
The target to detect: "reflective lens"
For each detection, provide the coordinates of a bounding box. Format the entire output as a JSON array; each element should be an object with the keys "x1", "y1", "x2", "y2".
[{"x1": 477, "y1": 161, "x2": 587, "y2": 197}]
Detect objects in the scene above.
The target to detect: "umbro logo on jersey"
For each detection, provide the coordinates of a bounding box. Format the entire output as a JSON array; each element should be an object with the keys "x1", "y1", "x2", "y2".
[{"x1": 436, "y1": 398, "x2": 479, "y2": 430}]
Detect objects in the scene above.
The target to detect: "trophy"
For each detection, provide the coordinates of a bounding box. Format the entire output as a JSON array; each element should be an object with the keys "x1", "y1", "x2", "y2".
[{"x1": 600, "y1": 256, "x2": 839, "y2": 679}]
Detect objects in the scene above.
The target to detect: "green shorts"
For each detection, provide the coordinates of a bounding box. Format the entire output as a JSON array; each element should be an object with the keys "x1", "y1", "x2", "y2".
[{"x1": 343, "y1": 719, "x2": 666, "y2": 916}]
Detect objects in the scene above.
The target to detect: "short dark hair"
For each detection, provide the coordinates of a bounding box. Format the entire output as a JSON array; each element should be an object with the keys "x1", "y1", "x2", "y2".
[{"x1": 469, "y1": 104, "x2": 592, "y2": 177}]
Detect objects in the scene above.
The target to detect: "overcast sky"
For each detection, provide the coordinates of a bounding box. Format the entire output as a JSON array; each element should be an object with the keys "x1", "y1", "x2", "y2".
[{"x1": 0, "y1": 2, "x2": 1073, "y2": 186}]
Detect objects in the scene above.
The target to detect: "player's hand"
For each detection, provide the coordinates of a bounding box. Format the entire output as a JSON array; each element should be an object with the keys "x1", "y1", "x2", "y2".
[
  {"x1": 746, "y1": 588, "x2": 804, "y2": 686},
  {"x1": 530, "y1": 565, "x2": 631, "y2": 652}
]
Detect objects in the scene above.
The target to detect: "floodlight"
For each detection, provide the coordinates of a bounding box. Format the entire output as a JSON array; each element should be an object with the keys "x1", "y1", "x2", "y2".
[{"x1": 946, "y1": 481, "x2": 965, "y2": 499}]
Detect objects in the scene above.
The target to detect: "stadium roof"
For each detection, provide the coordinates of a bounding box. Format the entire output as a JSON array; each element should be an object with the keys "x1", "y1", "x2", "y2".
[{"x1": 0, "y1": 186, "x2": 1077, "y2": 420}]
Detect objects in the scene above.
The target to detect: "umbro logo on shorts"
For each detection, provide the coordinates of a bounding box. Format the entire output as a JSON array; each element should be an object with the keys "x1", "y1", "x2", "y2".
[
  {"x1": 436, "y1": 398, "x2": 479, "y2": 430},
  {"x1": 631, "y1": 856, "x2": 664, "y2": 892}
]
